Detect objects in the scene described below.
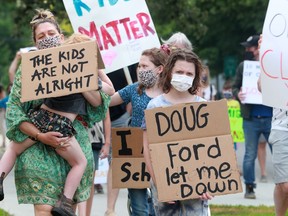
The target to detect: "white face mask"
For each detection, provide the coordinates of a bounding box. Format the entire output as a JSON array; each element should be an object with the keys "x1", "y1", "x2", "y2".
[{"x1": 171, "y1": 74, "x2": 194, "y2": 92}]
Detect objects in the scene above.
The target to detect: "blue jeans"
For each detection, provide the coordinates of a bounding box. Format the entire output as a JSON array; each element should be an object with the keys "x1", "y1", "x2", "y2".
[
  {"x1": 243, "y1": 117, "x2": 272, "y2": 185},
  {"x1": 128, "y1": 188, "x2": 154, "y2": 216}
]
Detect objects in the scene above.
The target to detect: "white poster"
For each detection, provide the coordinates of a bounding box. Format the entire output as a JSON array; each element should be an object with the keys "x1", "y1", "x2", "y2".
[
  {"x1": 63, "y1": 0, "x2": 160, "y2": 73},
  {"x1": 260, "y1": 0, "x2": 288, "y2": 110},
  {"x1": 242, "y1": 60, "x2": 262, "y2": 104},
  {"x1": 94, "y1": 158, "x2": 109, "y2": 184}
]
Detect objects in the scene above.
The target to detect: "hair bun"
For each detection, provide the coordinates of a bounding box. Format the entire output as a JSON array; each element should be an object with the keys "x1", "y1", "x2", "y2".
[{"x1": 30, "y1": 9, "x2": 55, "y2": 25}]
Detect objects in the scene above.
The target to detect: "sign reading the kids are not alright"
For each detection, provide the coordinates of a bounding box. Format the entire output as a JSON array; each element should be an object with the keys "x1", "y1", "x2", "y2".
[{"x1": 21, "y1": 40, "x2": 99, "y2": 102}]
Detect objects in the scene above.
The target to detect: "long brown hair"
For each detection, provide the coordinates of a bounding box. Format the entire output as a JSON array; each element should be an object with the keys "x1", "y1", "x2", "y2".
[
  {"x1": 30, "y1": 9, "x2": 62, "y2": 42},
  {"x1": 159, "y1": 49, "x2": 203, "y2": 95},
  {"x1": 137, "y1": 48, "x2": 168, "y2": 94}
]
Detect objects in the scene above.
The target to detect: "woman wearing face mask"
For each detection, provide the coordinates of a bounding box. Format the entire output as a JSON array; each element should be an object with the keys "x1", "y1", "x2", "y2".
[
  {"x1": 110, "y1": 47, "x2": 168, "y2": 216},
  {"x1": 142, "y1": 49, "x2": 213, "y2": 215},
  {"x1": 3, "y1": 9, "x2": 111, "y2": 216}
]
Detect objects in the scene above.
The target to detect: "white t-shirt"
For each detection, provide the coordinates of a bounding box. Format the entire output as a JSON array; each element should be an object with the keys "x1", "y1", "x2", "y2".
[{"x1": 271, "y1": 108, "x2": 288, "y2": 131}]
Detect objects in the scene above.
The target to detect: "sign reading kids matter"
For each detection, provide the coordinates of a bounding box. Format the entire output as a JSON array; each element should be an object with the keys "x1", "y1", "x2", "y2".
[
  {"x1": 62, "y1": 0, "x2": 160, "y2": 73},
  {"x1": 21, "y1": 41, "x2": 98, "y2": 102},
  {"x1": 144, "y1": 100, "x2": 242, "y2": 202},
  {"x1": 260, "y1": 0, "x2": 288, "y2": 109},
  {"x1": 242, "y1": 60, "x2": 262, "y2": 104},
  {"x1": 111, "y1": 127, "x2": 150, "y2": 189}
]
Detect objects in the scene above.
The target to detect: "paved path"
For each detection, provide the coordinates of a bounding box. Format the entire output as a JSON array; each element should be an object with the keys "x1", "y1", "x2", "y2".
[{"x1": 0, "y1": 136, "x2": 275, "y2": 215}]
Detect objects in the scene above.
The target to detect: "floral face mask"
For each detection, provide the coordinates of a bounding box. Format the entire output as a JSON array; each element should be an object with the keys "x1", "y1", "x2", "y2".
[
  {"x1": 36, "y1": 35, "x2": 61, "y2": 50},
  {"x1": 138, "y1": 68, "x2": 158, "y2": 88}
]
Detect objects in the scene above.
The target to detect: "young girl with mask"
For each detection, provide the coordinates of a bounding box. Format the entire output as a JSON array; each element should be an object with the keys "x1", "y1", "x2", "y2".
[
  {"x1": 142, "y1": 49, "x2": 213, "y2": 215},
  {"x1": 1, "y1": 10, "x2": 113, "y2": 216},
  {"x1": 110, "y1": 47, "x2": 168, "y2": 216}
]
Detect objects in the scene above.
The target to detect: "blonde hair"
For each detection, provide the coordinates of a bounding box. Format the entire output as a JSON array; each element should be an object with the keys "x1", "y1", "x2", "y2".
[
  {"x1": 30, "y1": 9, "x2": 62, "y2": 42},
  {"x1": 63, "y1": 33, "x2": 92, "y2": 45}
]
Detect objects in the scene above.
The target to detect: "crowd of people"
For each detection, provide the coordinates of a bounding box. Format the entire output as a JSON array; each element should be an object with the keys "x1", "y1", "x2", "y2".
[{"x1": 0, "y1": 6, "x2": 286, "y2": 216}]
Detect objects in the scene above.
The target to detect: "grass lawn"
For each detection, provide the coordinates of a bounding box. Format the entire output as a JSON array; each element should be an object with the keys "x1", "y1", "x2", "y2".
[{"x1": 210, "y1": 204, "x2": 276, "y2": 216}]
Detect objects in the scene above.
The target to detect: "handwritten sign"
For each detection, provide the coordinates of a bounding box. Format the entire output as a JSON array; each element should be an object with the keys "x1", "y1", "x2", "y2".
[
  {"x1": 21, "y1": 41, "x2": 98, "y2": 102},
  {"x1": 111, "y1": 127, "x2": 150, "y2": 188},
  {"x1": 227, "y1": 99, "x2": 244, "y2": 143},
  {"x1": 63, "y1": 0, "x2": 161, "y2": 73},
  {"x1": 144, "y1": 100, "x2": 242, "y2": 201},
  {"x1": 242, "y1": 60, "x2": 262, "y2": 104},
  {"x1": 260, "y1": 0, "x2": 288, "y2": 109}
]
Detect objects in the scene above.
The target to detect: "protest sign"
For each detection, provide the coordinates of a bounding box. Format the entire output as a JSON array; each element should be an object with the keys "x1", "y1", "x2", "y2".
[
  {"x1": 260, "y1": 0, "x2": 288, "y2": 109},
  {"x1": 144, "y1": 100, "x2": 242, "y2": 201},
  {"x1": 111, "y1": 127, "x2": 150, "y2": 188},
  {"x1": 21, "y1": 41, "x2": 98, "y2": 102},
  {"x1": 227, "y1": 99, "x2": 244, "y2": 143},
  {"x1": 63, "y1": 0, "x2": 160, "y2": 73},
  {"x1": 242, "y1": 60, "x2": 262, "y2": 104}
]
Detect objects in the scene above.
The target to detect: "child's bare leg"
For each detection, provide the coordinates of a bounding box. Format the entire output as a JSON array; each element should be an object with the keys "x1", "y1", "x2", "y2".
[
  {"x1": 55, "y1": 136, "x2": 87, "y2": 199},
  {"x1": 0, "y1": 139, "x2": 34, "y2": 201},
  {"x1": 0, "y1": 139, "x2": 35, "y2": 178}
]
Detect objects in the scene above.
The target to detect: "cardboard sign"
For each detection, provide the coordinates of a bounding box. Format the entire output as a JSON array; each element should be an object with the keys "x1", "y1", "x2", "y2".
[
  {"x1": 63, "y1": 0, "x2": 160, "y2": 73},
  {"x1": 242, "y1": 60, "x2": 262, "y2": 104},
  {"x1": 21, "y1": 41, "x2": 98, "y2": 102},
  {"x1": 144, "y1": 100, "x2": 242, "y2": 201},
  {"x1": 227, "y1": 99, "x2": 244, "y2": 143},
  {"x1": 260, "y1": 0, "x2": 288, "y2": 109},
  {"x1": 111, "y1": 127, "x2": 150, "y2": 188}
]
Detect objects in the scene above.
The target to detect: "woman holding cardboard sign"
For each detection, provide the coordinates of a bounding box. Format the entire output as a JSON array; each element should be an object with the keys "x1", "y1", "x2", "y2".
[
  {"x1": 142, "y1": 49, "x2": 213, "y2": 215},
  {"x1": 109, "y1": 47, "x2": 168, "y2": 216},
  {"x1": 1, "y1": 9, "x2": 112, "y2": 216}
]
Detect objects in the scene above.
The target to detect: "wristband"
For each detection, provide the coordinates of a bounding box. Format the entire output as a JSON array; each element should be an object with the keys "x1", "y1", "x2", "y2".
[{"x1": 29, "y1": 132, "x2": 41, "y2": 141}]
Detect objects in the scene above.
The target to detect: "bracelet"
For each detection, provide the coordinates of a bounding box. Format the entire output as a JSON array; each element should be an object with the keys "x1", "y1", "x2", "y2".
[
  {"x1": 35, "y1": 132, "x2": 41, "y2": 140},
  {"x1": 29, "y1": 132, "x2": 41, "y2": 141}
]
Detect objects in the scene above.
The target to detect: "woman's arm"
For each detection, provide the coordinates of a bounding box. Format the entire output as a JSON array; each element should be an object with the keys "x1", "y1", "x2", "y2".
[
  {"x1": 109, "y1": 92, "x2": 124, "y2": 107},
  {"x1": 6, "y1": 66, "x2": 68, "y2": 148},
  {"x1": 82, "y1": 90, "x2": 102, "y2": 107},
  {"x1": 98, "y1": 69, "x2": 115, "y2": 96},
  {"x1": 8, "y1": 51, "x2": 21, "y2": 83},
  {"x1": 100, "y1": 110, "x2": 111, "y2": 159}
]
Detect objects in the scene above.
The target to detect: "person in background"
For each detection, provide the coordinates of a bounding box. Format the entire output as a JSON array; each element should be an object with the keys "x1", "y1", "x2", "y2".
[
  {"x1": 232, "y1": 34, "x2": 272, "y2": 199},
  {"x1": 258, "y1": 134, "x2": 269, "y2": 183},
  {"x1": 198, "y1": 65, "x2": 217, "y2": 101},
  {"x1": 258, "y1": 34, "x2": 288, "y2": 216},
  {"x1": 161, "y1": 32, "x2": 193, "y2": 51},
  {"x1": 77, "y1": 111, "x2": 111, "y2": 216},
  {"x1": 142, "y1": 49, "x2": 213, "y2": 215},
  {"x1": 8, "y1": 51, "x2": 21, "y2": 84},
  {"x1": 3, "y1": 9, "x2": 111, "y2": 216},
  {"x1": 104, "y1": 67, "x2": 133, "y2": 216}
]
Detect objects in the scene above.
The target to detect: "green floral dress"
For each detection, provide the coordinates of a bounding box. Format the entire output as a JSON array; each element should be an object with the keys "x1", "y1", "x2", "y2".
[{"x1": 6, "y1": 65, "x2": 110, "y2": 206}]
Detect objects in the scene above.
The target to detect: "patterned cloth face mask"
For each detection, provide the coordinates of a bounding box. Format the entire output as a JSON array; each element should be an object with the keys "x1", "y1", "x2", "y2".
[
  {"x1": 36, "y1": 35, "x2": 62, "y2": 50},
  {"x1": 138, "y1": 68, "x2": 158, "y2": 88},
  {"x1": 171, "y1": 74, "x2": 194, "y2": 92}
]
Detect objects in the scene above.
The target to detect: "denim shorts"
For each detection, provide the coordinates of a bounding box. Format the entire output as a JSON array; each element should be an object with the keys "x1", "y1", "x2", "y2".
[
  {"x1": 28, "y1": 108, "x2": 76, "y2": 137},
  {"x1": 269, "y1": 129, "x2": 288, "y2": 184}
]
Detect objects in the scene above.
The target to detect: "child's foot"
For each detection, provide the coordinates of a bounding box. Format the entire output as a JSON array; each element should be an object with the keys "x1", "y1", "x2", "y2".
[
  {"x1": 51, "y1": 194, "x2": 76, "y2": 216},
  {"x1": 0, "y1": 172, "x2": 5, "y2": 201}
]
